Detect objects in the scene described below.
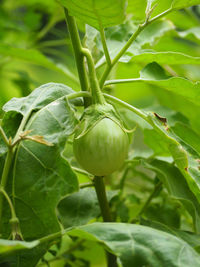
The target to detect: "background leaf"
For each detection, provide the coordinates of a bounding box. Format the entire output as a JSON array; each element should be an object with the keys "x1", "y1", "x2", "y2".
[
  {"x1": 172, "y1": 0, "x2": 200, "y2": 9},
  {"x1": 0, "y1": 44, "x2": 77, "y2": 84},
  {"x1": 60, "y1": 0, "x2": 127, "y2": 30}
]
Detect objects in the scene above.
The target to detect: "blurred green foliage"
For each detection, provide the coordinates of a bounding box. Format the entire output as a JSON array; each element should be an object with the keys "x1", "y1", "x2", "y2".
[{"x1": 1, "y1": 0, "x2": 200, "y2": 266}]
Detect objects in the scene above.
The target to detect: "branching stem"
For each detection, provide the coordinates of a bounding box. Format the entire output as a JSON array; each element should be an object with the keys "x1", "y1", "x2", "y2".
[{"x1": 99, "y1": 8, "x2": 173, "y2": 88}]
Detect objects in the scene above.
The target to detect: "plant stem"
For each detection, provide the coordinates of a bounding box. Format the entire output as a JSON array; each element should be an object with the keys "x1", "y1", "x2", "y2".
[
  {"x1": 105, "y1": 78, "x2": 141, "y2": 86},
  {"x1": 0, "y1": 147, "x2": 13, "y2": 189},
  {"x1": 104, "y1": 93, "x2": 148, "y2": 122},
  {"x1": 66, "y1": 91, "x2": 91, "y2": 101},
  {"x1": 0, "y1": 187, "x2": 22, "y2": 239},
  {"x1": 99, "y1": 26, "x2": 111, "y2": 66},
  {"x1": 99, "y1": 24, "x2": 144, "y2": 88},
  {"x1": 36, "y1": 16, "x2": 58, "y2": 42},
  {"x1": 93, "y1": 176, "x2": 112, "y2": 222},
  {"x1": 39, "y1": 230, "x2": 65, "y2": 245},
  {"x1": 0, "y1": 126, "x2": 10, "y2": 147},
  {"x1": 81, "y1": 50, "x2": 103, "y2": 99},
  {"x1": 64, "y1": 8, "x2": 90, "y2": 107},
  {"x1": 149, "y1": 8, "x2": 173, "y2": 24},
  {"x1": 137, "y1": 181, "x2": 162, "y2": 218},
  {"x1": 99, "y1": 8, "x2": 173, "y2": 88},
  {"x1": 0, "y1": 147, "x2": 14, "y2": 228},
  {"x1": 93, "y1": 176, "x2": 117, "y2": 267},
  {"x1": 80, "y1": 182, "x2": 94, "y2": 189},
  {"x1": 82, "y1": 48, "x2": 106, "y2": 105},
  {"x1": 0, "y1": 187, "x2": 16, "y2": 220},
  {"x1": 71, "y1": 166, "x2": 92, "y2": 178}
]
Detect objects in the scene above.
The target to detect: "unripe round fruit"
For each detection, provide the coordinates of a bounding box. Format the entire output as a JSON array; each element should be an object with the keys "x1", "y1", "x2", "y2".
[{"x1": 73, "y1": 118, "x2": 129, "y2": 176}]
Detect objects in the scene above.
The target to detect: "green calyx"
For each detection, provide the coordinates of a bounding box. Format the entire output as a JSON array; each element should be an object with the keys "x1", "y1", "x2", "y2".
[{"x1": 74, "y1": 103, "x2": 132, "y2": 140}]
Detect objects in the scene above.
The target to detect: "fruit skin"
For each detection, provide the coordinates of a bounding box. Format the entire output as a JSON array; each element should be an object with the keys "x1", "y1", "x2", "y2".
[{"x1": 73, "y1": 118, "x2": 129, "y2": 176}]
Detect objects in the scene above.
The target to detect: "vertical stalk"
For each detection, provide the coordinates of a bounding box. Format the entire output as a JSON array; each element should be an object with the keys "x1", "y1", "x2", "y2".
[
  {"x1": 94, "y1": 176, "x2": 117, "y2": 267},
  {"x1": 99, "y1": 26, "x2": 111, "y2": 66},
  {"x1": 81, "y1": 48, "x2": 106, "y2": 105},
  {"x1": 0, "y1": 147, "x2": 14, "y2": 228},
  {"x1": 64, "y1": 8, "x2": 90, "y2": 107},
  {"x1": 93, "y1": 176, "x2": 112, "y2": 222},
  {"x1": 0, "y1": 126, "x2": 9, "y2": 146},
  {"x1": 0, "y1": 188, "x2": 22, "y2": 240}
]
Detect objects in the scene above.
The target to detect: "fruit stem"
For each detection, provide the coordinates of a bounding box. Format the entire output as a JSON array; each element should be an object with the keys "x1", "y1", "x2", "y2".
[
  {"x1": 93, "y1": 176, "x2": 118, "y2": 267},
  {"x1": 93, "y1": 176, "x2": 112, "y2": 222}
]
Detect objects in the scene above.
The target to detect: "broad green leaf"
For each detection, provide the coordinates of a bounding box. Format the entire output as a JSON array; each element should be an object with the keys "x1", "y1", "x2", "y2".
[
  {"x1": 60, "y1": 0, "x2": 126, "y2": 30},
  {"x1": 148, "y1": 0, "x2": 172, "y2": 17},
  {"x1": 1, "y1": 83, "x2": 82, "y2": 158},
  {"x1": 172, "y1": 0, "x2": 200, "y2": 9},
  {"x1": 113, "y1": 63, "x2": 200, "y2": 132},
  {"x1": 1, "y1": 97, "x2": 79, "y2": 265},
  {"x1": 85, "y1": 25, "x2": 99, "y2": 52},
  {"x1": 69, "y1": 222, "x2": 200, "y2": 266},
  {"x1": 127, "y1": 0, "x2": 147, "y2": 21},
  {"x1": 145, "y1": 113, "x2": 200, "y2": 206},
  {"x1": 178, "y1": 27, "x2": 200, "y2": 40},
  {"x1": 149, "y1": 0, "x2": 200, "y2": 16},
  {"x1": 108, "y1": 91, "x2": 200, "y2": 208},
  {"x1": 4, "y1": 97, "x2": 79, "y2": 239},
  {"x1": 143, "y1": 159, "x2": 200, "y2": 232},
  {"x1": 0, "y1": 239, "x2": 44, "y2": 267},
  {"x1": 58, "y1": 188, "x2": 117, "y2": 228},
  {"x1": 0, "y1": 244, "x2": 49, "y2": 267},
  {"x1": 3, "y1": 82, "x2": 83, "y2": 116},
  {"x1": 0, "y1": 44, "x2": 77, "y2": 83},
  {"x1": 58, "y1": 188, "x2": 100, "y2": 228},
  {"x1": 141, "y1": 219, "x2": 200, "y2": 249},
  {"x1": 130, "y1": 51, "x2": 200, "y2": 65},
  {"x1": 0, "y1": 239, "x2": 39, "y2": 255},
  {"x1": 0, "y1": 112, "x2": 22, "y2": 157},
  {"x1": 171, "y1": 122, "x2": 200, "y2": 156},
  {"x1": 141, "y1": 64, "x2": 200, "y2": 133}
]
